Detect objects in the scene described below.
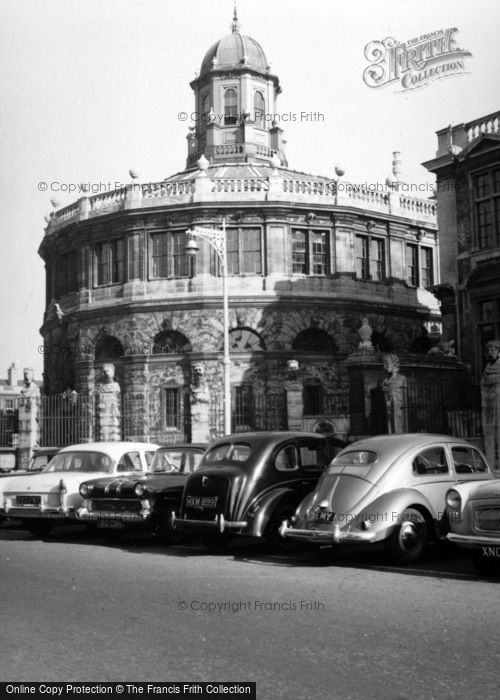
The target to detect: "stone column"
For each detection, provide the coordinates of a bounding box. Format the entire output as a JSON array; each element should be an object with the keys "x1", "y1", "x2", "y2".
[
  {"x1": 190, "y1": 362, "x2": 210, "y2": 442},
  {"x1": 122, "y1": 355, "x2": 150, "y2": 441},
  {"x1": 17, "y1": 396, "x2": 40, "y2": 470},
  {"x1": 285, "y1": 360, "x2": 304, "y2": 431},
  {"x1": 95, "y1": 364, "x2": 121, "y2": 441}
]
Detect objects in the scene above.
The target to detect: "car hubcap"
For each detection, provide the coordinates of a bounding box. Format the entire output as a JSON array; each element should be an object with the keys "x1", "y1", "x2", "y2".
[{"x1": 400, "y1": 521, "x2": 419, "y2": 551}]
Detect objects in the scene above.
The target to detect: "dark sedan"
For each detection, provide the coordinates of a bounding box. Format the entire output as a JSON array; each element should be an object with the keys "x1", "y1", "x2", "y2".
[
  {"x1": 172, "y1": 432, "x2": 345, "y2": 551},
  {"x1": 76, "y1": 444, "x2": 207, "y2": 542}
]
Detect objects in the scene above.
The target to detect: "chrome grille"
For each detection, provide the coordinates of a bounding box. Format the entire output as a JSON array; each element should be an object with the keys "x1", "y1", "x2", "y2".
[
  {"x1": 91, "y1": 499, "x2": 141, "y2": 513},
  {"x1": 475, "y1": 508, "x2": 500, "y2": 533}
]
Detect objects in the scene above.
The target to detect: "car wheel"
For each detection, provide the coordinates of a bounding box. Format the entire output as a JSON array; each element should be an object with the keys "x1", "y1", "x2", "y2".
[
  {"x1": 386, "y1": 508, "x2": 428, "y2": 565},
  {"x1": 24, "y1": 520, "x2": 53, "y2": 538},
  {"x1": 471, "y1": 551, "x2": 500, "y2": 577},
  {"x1": 266, "y1": 505, "x2": 298, "y2": 554}
]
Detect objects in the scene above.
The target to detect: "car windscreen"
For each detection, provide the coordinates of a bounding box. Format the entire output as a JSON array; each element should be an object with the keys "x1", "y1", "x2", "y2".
[
  {"x1": 150, "y1": 449, "x2": 205, "y2": 474},
  {"x1": 202, "y1": 443, "x2": 252, "y2": 466},
  {"x1": 327, "y1": 450, "x2": 378, "y2": 476},
  {"x1": 44, "y1": 451, "x2": 114, "y2": 474}
]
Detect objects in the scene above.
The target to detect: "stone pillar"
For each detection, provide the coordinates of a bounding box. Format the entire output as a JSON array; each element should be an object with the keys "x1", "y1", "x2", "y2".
[
  {"x1": 481, "y1": 341, "x2": 500, "y2": 470},
  {"x1": 95, "y1": 364, "x2": 121, "y2": 441},
  {"x1": 122, "y1": 356, "x2": 149, "y2": 441},
  {"x1": 190, "y1": 362, "x2": 210, "y2": 442},
  {"x1": 17, "y1": 396, "x2": 40, "y2": 471},
  {"x1": 285, "y1": 360, "x2": 304, "y2": 431}
]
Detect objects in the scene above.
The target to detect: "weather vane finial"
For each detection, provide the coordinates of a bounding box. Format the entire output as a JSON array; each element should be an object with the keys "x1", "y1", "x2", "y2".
[{"x1": 231, "y1": 1, "x2": 240, "y2": 33}]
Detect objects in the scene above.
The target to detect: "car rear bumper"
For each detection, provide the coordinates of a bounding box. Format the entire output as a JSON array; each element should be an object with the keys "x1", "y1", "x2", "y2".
[
  {"x1": 172, "y1": 512, "x2": 247, "y2": 534},
  {"x1": 447, "y1": 533, "x2": 500, "y2": 548},
  {"x1": 2, "y1": 506, "x2": 73, "y2": 519},
  {"x1": 279, "y1": 520, "x2": 377, "y2": 544}
]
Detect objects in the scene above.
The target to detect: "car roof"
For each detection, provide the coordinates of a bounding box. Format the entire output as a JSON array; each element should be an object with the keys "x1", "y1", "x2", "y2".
[
  {"x1": 32, "y1": 446, "x2": 61, "y2": 455},
  {"x1": 207, "y1": 432, "x2": 329, "y2": 449},
  {"x1": 342, "y1": 433, "x2": 476, "y2": 451},
  {"x1": 57, "y1": 442, "x2": 160, "y2": 456},
  {"x1": 157, "y1": 443, "x2": 208, "y2": 450}
]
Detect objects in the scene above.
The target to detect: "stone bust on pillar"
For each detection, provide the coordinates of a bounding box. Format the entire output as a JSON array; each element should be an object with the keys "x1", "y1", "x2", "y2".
[
  {"x1": 95, "y1": 363, "x2": 121, "y2": 441},
  {"x1": 382, "y1": 353, "x2": 408, "y2": 434},
  {"x1": 20, "y1": 367, "x2": 40, "y2": 398},
  {"x1": 190, "y1": 362, "x2": 209, "y2": 404},
  {"x1": 96, "y1": 363, "x2": 121, "y2": 394},
  {"x1": 481, "y1": 340, "x2": 500, "y2": 469},
  {"x1": 190, "y1": 362, "x2": 210, "y2": 442}
]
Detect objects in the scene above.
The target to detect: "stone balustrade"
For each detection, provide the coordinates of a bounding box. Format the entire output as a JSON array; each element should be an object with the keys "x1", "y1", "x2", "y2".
[
  {"x1": 466, "y1": 112, "x2": 500, "y2": 142},
  {"x1": 45, "y1": 170, "x2": 436, "y2": 235}
]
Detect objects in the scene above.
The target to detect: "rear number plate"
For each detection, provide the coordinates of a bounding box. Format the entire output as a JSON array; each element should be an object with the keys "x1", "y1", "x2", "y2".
[
  {"x1": 16, "y1": 495, "x2": 41, "y2": 506},
  {"x1": 185, "y1": 496, "x2": 218, "y2": 509},
  {"x1": 315, "y1": 511, "x2": 335, "y2": 523},
  {"x1": 97, "y1": 520, "x2": 125, "y2": 530},
  {"x1": 481, "y1": 545, "x2": 500, "y2": 559}
]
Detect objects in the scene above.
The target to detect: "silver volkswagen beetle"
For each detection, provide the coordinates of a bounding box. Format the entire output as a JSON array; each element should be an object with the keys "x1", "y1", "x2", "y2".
[{"x1": 280, "y1": 434, "x2": 495, "y2": 564}]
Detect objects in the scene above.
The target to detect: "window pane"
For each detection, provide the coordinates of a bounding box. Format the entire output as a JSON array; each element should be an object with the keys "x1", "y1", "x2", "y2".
[
  {"x1": 420, "y1": 247, "x2": 433, "y2": 288},
  {"x1": 241, "y1": 228, "x2": 261, "y2": 274},
  {"x1": 254, "y1": 91, "x2": 265, "y2": 126},
  {"x1": 292, "y1": 230, "x2": 307, "y2": 274},
  {"x1": 224, "y1": 88, "x2": 238, "y2": 125},
  {"x1": 303, "y1": 385, "x2": 323, "y2": 415},
  {"x1": 370, "y1": 238, "x2": 384, "y2": 281},
  {"x1": 311, "y1": 232, "x2": 327, "y2": 275},
  {"x1": 477, "y1": 201, "x2": 492, "y2": 248},
  {"x1": 96, "y1": 243, "x2": 109, "y2": 286},
  {"x1": 172, "y1": 232, "x2": 189, "y2": 277},
  {"x1": 226, "y1": 228, "x2": 239, "y2": 275},
  {"x1": 474, "y1": 173, "x2": 490, "y2": 199},
  {"x1": 232, "y1": 385, "x2": 253, "y2": 430},
  {"x1": 355, "y1": 236, "x2": 368, "y2": 279},
  {"x1": 151, "y1": 234, "x2": 169, "y2": 278},
  {"x1": 110, "y1": 239, "x2": 124, "y2": 283},
  {"x1": 406, "y1": 244, "x2": 418, "y2": 286},
  {"x1": 164, "y1": 388, "x2": 180, "y2": 428}
]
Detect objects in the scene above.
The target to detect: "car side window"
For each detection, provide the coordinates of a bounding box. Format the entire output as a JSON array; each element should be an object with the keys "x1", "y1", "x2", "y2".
[
  {"x1": 275, "y1": 445, "x2": 299, "y2": 471},
  {"x1": 117, "y1": 452, "x2": 142, "y2": 472},
  {"x1": 144, "y1": 451, "x2": 155, "y2": 467},
  {"x1": 452, "y1": 446, "x2": 489, "y2": 475},
  {"x1": 412, "y1": 447, "x2": 449, "y2": 475},
  {"x1": 298, "y1": 443, "x2": 326, "y2": 471}
]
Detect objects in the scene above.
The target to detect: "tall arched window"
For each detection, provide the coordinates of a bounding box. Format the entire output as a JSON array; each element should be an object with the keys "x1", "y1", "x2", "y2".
[
  {"x1": 224, "y1": 88, "x2": 238, "y2": 125},
  {"x1": 254, "y1": 91, "x2": 265, "y2": 127},
  {"x1": 201, "y1": 93, "x2": 210, "y2": 120}
]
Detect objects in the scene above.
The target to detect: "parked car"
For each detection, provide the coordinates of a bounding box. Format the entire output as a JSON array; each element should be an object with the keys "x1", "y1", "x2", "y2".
[
  {"x1": 0, "y1": 447, "x2": 60, "y2": 478},
  {"x1": 0, "y1": 442, "x2": 159, "y2": 537},
  {"x1": 280, "y1": 434, "x2": 495, "y2": 564},
  {"x1": 446, "y1": 479, "x2": 500, "y2": 574},
  {"x1": 75, "y1": 443, "x2": 207, "y2": 542},
  {"x1": 173, "y1": 432, "x2": 346, "y2": 551}
]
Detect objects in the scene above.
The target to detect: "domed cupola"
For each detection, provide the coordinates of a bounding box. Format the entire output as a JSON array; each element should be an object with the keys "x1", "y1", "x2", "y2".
[{"x1": 186, "y1": 7, "x2": 287, "y2": 168}]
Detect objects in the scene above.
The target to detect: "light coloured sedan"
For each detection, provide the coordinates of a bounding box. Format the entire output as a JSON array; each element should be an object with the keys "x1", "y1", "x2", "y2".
[
  {"x1": 280, "y1": 434, "x2": 495, "y2": 564},
  {"x1": 0, "y1": 442, "x2": 159, "y2": 537},
  {"x1": 446, "y1": 479, "x2": 500, "y2": 575}
]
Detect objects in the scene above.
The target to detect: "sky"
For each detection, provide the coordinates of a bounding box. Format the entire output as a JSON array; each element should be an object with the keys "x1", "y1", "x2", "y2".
[{"x1": 0, "y1": 0, "x2": 499, "y2": 382}]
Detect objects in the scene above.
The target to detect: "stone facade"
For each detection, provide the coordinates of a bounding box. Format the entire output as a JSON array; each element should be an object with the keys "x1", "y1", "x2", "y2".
[{"x1": 38, "y1": 14, "x2": 441, "y2": 442}]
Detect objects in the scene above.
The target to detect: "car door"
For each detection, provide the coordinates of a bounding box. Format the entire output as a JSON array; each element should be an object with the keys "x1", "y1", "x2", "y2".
[{"x1": 410, "y1": 444, "x2": 452, "y2": 520}]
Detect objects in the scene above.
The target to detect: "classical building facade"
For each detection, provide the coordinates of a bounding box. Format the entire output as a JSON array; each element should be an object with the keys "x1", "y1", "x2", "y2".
[
  {"x1": 423, "y1": 111, "x2": 500, "y2": 383},
  {"x1": 39, "y1": 13, "x2": 440, "y2": 443}
]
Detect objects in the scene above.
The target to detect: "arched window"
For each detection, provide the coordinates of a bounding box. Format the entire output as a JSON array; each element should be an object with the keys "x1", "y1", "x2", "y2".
[
  {"x1": 201, "y1": 93, "x2": 210, "y2": 120},
  {"x1": 292, "y1": 329, "x2": 337, "y2": 353},
  {"x1": 254, "y1": 91, "x2": 265, "y2": 126},
  {"x1": 95, "y1": 335, "x2": 124, "y2": 360},
  {"x1": 152, "y1": 330, "x2": 192, "y2": 355},
  {"x1": 224, "y1": 88, "x2": 238, "y2": 125}
]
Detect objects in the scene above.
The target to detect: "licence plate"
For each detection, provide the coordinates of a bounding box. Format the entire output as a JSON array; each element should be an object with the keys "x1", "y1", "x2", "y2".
[
  {"x1": 315, "y1": 511, "x2": 335, "y2": 523},
  {"x1": 97, "y1": 520, "x2": 125, "y2": 530},
  {"x1": 16, "y1": 495, "x2": 41, "y2": 506},
  {"x1": 185, "y1": 495, "x2": 218, "y2": 509},
  {"x1": 481, "y1": 545, "x2": 500, "y2": 558}
]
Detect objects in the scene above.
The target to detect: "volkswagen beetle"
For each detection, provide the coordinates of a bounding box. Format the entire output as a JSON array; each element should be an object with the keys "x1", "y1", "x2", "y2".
[
  {"x1": 280, "y1": 434, "x2": 495, "y2": 564},
  {"x1": 76, "y1": 443, "x2": 207, "y2": 542},
  {"x1": 0, "y1": 442, "x2": 159, "y2": 537},
  {"x1": 172, "y1": 432, "x2": 345, "y2": 551},
  {"x1": 446, "y1": 478, "x2": 500, "y2": 575}
]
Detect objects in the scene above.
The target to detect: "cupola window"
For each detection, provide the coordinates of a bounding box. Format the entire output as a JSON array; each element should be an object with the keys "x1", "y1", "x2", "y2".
[
  {"x1": 254, "y1": 91, "x2": 265, "y2": 126},
  {"x1": 224, "y1": 88, "x2": 238, "y2": 125}
]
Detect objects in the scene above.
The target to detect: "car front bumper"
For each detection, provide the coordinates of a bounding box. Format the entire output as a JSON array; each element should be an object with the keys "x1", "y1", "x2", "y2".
[
  {"x1": 76, "y1": 507, "x2": 151, "y2": 524},
  {"x1": 447, "y1": 533, "x2": 500, "y2": 548},
  {"x1": 279, "y1": 520, "x2": 377, "y2": 544},
  {"x1": 172, "y1": 512, "x2": 248, "y2": 534}
]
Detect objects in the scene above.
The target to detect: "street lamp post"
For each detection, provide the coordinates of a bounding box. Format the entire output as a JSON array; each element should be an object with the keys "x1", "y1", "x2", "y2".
[{"x1": 185, "y1": 219, "x2": 231, "y2": 436}]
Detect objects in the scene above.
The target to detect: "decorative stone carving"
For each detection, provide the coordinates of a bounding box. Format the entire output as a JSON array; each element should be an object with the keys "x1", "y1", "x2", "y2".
[
  {"x1": 20, "y1": 368, "x2": 40, "y2": 399},
  {"x1": 190, "y1": 362, "x2": 210, "y2": 442},
  {"x1": 481, "y1": 340, "x2": 500, "y2": 469},
  {"x1": 382, "y1": 354, "x2": 408, "y2": 434},
  {"x1": 358, "y1": 318, "x2": 374, "y2": 351}
]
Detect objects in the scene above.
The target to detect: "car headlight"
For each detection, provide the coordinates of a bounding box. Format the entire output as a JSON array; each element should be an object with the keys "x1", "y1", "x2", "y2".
[
  {"x1": 134, "y1": 483, "x2": 145, "y2": 497},
  {"x1": 446, "y1": 489, "x2": 461, "y2": 510},
  {"x1": 79, "y1": 483, "x2": 93, "y2": 498}
]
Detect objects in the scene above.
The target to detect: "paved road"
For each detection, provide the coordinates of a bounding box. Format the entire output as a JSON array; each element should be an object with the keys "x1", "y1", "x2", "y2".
[{"x1": 1, "y1": 522, "x2": 499, "y2": 700}]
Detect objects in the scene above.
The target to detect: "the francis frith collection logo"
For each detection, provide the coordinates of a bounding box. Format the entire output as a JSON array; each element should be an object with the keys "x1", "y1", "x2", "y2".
[{"x1": 363, "y1": 28, "x2": 472, "y2": 91}]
